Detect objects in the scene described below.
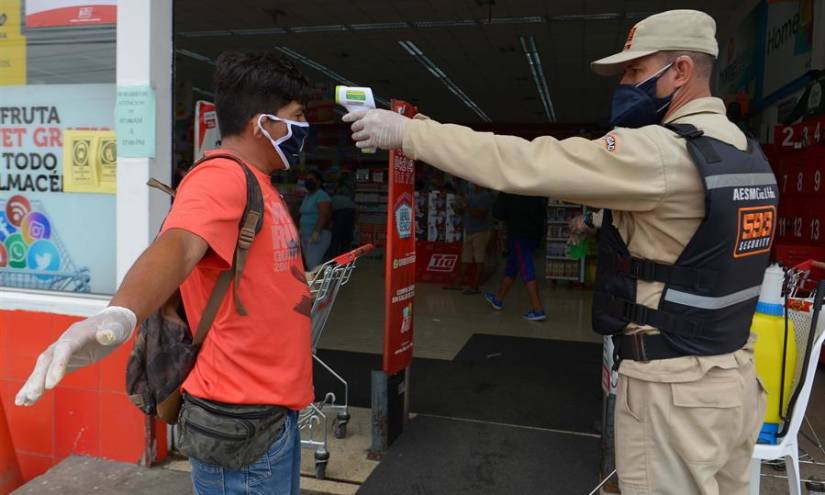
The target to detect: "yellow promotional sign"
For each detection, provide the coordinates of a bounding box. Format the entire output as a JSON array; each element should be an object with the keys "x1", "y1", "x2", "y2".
[
  {"x1": 0, "y1": 0, "x2": 23, "y2": 40},
  {"x1": 63, "y1": 130, "x2": 117, "y2": 194},
  {"x1": 0, "y1": 35, "x2": 26, "y2": 85}
]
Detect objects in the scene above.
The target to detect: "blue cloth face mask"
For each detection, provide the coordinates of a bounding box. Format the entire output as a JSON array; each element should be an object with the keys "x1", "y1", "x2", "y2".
[
  {"x1": 257, "y1": 114, "x2": 310, "y2": 169},
  {"x1": 609, "y1": 63, "x2": 676, "y2": 129}
]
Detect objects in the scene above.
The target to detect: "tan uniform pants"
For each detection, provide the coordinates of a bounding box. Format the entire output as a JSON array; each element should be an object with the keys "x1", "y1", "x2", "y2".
[{"x1": 615, "y1": 358, "x2": 766, "y2": 495}]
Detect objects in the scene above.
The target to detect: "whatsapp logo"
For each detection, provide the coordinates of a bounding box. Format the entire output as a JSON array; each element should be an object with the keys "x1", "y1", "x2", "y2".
[{"x1": 5, "y1": 233, "x2": 27, "y2": 269}]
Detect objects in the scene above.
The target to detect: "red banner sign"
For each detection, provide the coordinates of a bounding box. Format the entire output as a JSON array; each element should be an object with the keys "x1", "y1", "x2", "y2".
[
  {"x1": 383, "y1": 100, "x2": 417, "y2": 375},
  {"x1": 25, "y1": 1, "x2": 116, "y2": 28}
]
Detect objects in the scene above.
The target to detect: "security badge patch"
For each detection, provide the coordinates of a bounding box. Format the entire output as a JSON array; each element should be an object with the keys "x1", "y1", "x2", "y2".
[
  {"x1": 602, "y1": 134, "x2": 618, "y2": 152},
  {"x1": 734, "y1": 206, "x2": 776, "y2": 258}
]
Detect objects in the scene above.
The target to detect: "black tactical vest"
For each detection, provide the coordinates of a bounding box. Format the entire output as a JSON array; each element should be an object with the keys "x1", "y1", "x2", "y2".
[{"x1": 592, "y1": 123, "x2": 779, "y2": 358}]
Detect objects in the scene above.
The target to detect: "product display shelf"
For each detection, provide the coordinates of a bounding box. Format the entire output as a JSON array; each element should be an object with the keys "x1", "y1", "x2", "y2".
[{"x1": 546, "y1": 200, "x2": 586, "y2": 282}]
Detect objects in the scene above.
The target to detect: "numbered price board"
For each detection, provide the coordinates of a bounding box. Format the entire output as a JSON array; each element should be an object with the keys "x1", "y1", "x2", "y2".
[
  {"x1": 775, "y1": 147, "x2": 825, "y2": 198},
  {"x1": 777, "y1": 197, "x2": 825, "y2": 246},
  {"x1": 774, "y1": 115, "x2": 825, "y2": 149}
]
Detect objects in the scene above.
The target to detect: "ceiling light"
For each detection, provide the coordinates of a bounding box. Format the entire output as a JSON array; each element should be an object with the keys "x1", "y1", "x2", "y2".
[
  {"x1": 519, "y1": 35, "x2": 556, "y2": 122},
  {"x1": 231, "y1": 27, "x2": 288, "y2": 35},
  {"x1": 349, "y1": 22, "x2": 410, "y2": 31},
  {"x1": 398, "y1": 40, "x2": 490, "y2": 122},
  {"x1": 485, "y1": 16, "x2": 545, "y2": 25},
  {"x1": 193, "y1": 87, "x2": 215, "y2": 98},
  {"x1": 413, "y1": 20, "x2": 477, "y2": 28},
  {"x1": 274, "y1": 46, "x2": 390, "y2": 107},
  {"x1": 176, "y1": 48, "x2": 216, "y2": 65},
  {"x1": 290, "y1": 25, "x2": 348, "y2": 33},
  {"x1": 177, "y1": 30, "x2": 232, "y2": 38}
]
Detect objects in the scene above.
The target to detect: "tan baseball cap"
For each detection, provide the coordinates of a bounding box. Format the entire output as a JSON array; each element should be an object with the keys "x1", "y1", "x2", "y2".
[{"x1": 591, "y1": 9, "x2": 719, "y2": 76}]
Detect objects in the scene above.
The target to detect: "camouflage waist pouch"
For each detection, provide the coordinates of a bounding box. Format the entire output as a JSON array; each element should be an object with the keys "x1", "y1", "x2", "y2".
[{"x1": 177, "y1": 392, "x2": 288, "y2": 470}]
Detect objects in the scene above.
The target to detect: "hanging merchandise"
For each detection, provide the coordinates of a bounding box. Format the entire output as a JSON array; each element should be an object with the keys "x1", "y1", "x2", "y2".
[{"x1": 751, "y1": 263, "x2": 797, "y2": 444}]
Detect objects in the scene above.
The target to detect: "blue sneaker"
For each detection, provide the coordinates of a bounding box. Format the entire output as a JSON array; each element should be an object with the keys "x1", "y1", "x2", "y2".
[
  {"x1": 523, "y1": 310, "x2": 547, "y2": 322},
  {"x1": 484, "y1": 292, "x2": 503, "y2": 310}
]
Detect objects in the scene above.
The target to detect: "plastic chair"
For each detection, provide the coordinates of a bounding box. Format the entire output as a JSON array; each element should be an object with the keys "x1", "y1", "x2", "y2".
[{"x1": 750, "y1": 291, "x2": 825, "y2": 495}]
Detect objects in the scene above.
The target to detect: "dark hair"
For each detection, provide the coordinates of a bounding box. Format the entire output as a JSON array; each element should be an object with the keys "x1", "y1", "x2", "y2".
[
  {"x1": 306, "y1": 169, "x2": 323, "y2": 183},
  {"x1": 214, "y1": 50, "x2": 310, "y2": 137}
]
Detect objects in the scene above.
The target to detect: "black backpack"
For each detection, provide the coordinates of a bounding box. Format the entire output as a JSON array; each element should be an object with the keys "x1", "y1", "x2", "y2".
[{"x1": 125, "y1": 153, "x2": 263, "y2": 424}]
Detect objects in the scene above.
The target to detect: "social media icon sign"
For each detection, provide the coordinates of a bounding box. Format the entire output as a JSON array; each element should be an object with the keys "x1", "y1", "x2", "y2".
[
  {"x1": 27, "y1": 240, "x2": 61, "y2": 279},
  {"x1": 21, "y1": 212, "x2": 51, "y2": 244},
  {"x1": 5, "y1": 233, "x2": 28, "y2": 269},
  {"x1": 5, "y1": 195, "x2": 32, "y2": 227},
  {"x1": 0, "y1": 212, "x2": 16, "y2": 243},
  {"x1": 0, "y1": 244, "x2": 7, "y2": 267}
]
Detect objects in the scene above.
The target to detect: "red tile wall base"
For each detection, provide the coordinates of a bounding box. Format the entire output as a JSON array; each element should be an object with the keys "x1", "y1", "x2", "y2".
[{"x1": 0, "y1": 309, "x2": 167, "y2": 481}]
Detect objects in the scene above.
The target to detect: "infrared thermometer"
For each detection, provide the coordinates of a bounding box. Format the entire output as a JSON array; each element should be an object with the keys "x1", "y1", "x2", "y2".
[{"x1": 336, "y1": 85, "x2": 376, "y2": 153}]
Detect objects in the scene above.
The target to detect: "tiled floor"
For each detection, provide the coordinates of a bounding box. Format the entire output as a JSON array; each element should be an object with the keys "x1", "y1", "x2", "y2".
[
  {"x1": 316, "y1": 256, "x2": 825, "y2": 493},
  {"x1": 318, "y1": 257, "x2": 599, "y2": 361}
]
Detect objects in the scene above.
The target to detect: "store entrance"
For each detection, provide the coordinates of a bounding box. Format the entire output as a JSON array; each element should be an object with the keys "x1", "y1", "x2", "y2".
[{"x1": 170, "y1": 1, "x2": 747, "y2": 493}]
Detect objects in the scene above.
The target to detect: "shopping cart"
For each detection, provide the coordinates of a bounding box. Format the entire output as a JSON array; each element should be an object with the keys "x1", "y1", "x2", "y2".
[
  {"x1": 777, "y1": 260, "x2": 825, "y2": 457},
  {"x1": 300, "y1": 243, "x2": 374, "y2": 479}
]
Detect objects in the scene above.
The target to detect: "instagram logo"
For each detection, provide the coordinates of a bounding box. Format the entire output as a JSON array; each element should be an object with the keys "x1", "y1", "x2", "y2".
[{"x1": 22, "y1": 212, "x2": 51, "y2": 244}]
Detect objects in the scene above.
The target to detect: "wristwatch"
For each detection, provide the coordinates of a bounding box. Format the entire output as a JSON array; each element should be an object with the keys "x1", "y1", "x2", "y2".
[{"x1": 583, "y1": 211, "x2": 595, "y2": 229}]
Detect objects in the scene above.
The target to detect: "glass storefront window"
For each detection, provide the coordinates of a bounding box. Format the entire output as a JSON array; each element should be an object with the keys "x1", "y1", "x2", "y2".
[{"x1": 0, "y1": 1, "x2": 117, "y2": 295}]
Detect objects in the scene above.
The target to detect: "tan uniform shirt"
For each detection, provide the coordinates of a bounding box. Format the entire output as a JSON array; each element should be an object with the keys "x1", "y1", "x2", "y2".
[{"x1": 402, "y1": 96, "x2": 755, "y2": 383}]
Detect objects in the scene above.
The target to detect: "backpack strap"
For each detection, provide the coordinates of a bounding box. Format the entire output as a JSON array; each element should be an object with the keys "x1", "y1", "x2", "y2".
[
  {"x1": 161, "y1": 152, "x2": 265, "y2": 346},
  {"x1": 196, "y1": 153, "x2": 264, "y2": 316}
]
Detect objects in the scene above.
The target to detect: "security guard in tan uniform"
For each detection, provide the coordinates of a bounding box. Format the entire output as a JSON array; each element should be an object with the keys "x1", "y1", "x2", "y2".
[{"x1": 345, "y1": 9, "x2": 775, "y2": 495}]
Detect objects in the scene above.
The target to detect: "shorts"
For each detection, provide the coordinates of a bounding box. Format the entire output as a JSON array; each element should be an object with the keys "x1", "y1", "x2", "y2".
[
  {"x1": 461, "y1": 230, "x2": 492, "y2": 264},
  {"x1": 504, "y1": 237, "x2": 538, "y2": 282}
]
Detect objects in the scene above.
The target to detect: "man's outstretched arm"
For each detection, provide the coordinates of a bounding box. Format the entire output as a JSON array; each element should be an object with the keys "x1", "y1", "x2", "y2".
[
  {"x1": 345, "y1": 109, "x2": 668, "y2": 212},
  {"x1": 15, "y1": 228, "x2": 208, "y2": 406}
]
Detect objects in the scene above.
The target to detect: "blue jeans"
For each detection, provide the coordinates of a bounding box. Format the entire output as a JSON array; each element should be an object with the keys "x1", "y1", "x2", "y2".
[{"x1": 190, "y1": 410, "x2": 301, "y2": 495}]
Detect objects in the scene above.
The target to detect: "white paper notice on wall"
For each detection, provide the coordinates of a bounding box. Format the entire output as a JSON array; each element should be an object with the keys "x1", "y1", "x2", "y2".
[{"x1": 115, "y1": 85, "x2": 156, "y2": 158}]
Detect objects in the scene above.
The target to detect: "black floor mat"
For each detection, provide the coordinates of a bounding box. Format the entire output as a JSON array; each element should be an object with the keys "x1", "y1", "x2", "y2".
[
  {"x1": 357, "y1": 415, "x2": 601, "y2": 495},
  {"x1": 314, "y1": 334, "x2": 602, "y2": 433}
]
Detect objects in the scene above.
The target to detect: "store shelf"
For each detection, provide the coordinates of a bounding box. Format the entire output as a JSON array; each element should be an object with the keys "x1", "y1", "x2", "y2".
[{"x1": 547, "y1": 198, "x2": 586, "y2": 283}]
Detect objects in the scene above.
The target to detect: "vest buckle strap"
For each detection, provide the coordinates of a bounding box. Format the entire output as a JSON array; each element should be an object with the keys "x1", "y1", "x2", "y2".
[{"x1": 630, "y1": 258, "x2": 658, "y2": 281}]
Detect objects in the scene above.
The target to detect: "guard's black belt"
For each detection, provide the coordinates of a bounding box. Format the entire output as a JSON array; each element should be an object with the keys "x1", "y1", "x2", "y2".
[{"x1": 613, "y1": 333, "x2": 686, "y2": 362}]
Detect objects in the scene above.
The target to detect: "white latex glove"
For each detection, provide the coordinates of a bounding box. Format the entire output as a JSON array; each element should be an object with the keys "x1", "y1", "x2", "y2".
[
  {"x1": 343, "y1": 109, "x2": 408, "y2": 150},
  {"x1": 310, "y1": 231, "x2": 321, "y2": 244},
  {"x1": 15, "y1": 306, "x2": 137, "y2": 406}
]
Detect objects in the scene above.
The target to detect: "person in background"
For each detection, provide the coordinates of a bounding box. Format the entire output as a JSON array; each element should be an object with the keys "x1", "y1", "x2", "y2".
[
  {"x1": 485, "y1": 192, "x2": 548, "y2": 321},
  {"x1": 444, "y1": 182, "x2": 494, "y2": 294},
  {"x1": 299, "y1": 169, "x2": 331, "y2": 269},
  {"x1": 326, "y1": 174, "x2": 357, "y2": 259}
]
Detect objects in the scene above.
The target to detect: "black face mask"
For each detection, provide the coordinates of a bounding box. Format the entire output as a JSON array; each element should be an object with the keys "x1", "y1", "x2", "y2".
[
  {"x1": 609, "y1": 62, "x2": 676, "y2": 128},
  {"x1": 305, "y1": 179, "x2": 318, "y2": 192}
]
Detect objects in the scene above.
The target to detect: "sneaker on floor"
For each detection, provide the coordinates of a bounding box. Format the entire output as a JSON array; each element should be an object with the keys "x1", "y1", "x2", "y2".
[
  {"x1": 484, "y1": 292, "x2": 503, "y2": 310},
  {"x1": 522, "y1": 310, "x2": 547, "y2": 321}
]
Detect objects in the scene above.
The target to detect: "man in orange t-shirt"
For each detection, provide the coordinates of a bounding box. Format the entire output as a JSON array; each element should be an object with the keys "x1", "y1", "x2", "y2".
[{"x1": 16, "y1": 50, "x2": 316, "y2": 495}]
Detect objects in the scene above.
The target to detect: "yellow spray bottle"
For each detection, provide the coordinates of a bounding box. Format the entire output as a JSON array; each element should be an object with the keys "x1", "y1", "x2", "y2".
[
  {"x1": 751, "y1": 263, "x2": 796, "y2": 444},
  {"x1": 335, "y1": 86, "x2": 376, "y2": 153}
]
